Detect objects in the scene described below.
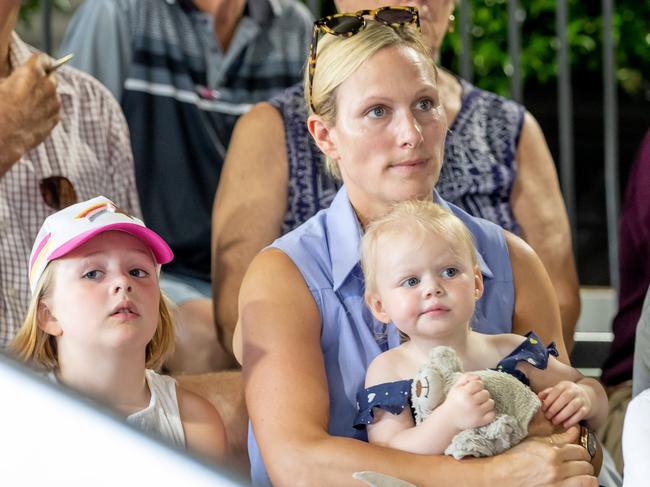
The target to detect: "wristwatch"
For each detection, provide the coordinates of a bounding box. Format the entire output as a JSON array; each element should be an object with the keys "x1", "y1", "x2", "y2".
[{"x1": 579, "y1": 425, "x2": 597, "y2": 460}]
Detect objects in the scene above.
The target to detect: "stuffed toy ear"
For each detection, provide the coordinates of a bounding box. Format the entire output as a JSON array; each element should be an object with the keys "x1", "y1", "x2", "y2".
[{"x1": 428, "y1": 346, "x2": 464, "y2": 376}]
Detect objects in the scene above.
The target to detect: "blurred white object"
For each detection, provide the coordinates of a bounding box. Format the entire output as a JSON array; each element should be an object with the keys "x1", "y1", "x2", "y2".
[
  {"x1": 622, "y1": 389, "x2": 650, "y2": 486},
  {"x1": 0, "y1": 353, "x2": 245, "y2": 486}
]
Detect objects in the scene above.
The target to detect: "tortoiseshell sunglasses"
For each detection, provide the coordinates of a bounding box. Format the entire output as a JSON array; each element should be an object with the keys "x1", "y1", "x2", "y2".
[
  {"x1": 40, "y1": 175, "x2": 78, "y2": 210},
  {"x1": 307, "y1": 6, "x2": 421, "y2": 112}
]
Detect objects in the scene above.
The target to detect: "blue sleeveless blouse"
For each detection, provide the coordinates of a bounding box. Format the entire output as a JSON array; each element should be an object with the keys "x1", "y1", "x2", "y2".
[
  {"x1": 247, "y1": 186, "x2": 515, "y2": 486},
  {"x1": 268, "y1": 79, "x2": 525, "y2": 235}
]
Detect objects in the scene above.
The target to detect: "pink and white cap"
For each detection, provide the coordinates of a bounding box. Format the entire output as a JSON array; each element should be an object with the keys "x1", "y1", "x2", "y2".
[{"x1": 28, "y1": 196, "x2": 173, "y2": 294}]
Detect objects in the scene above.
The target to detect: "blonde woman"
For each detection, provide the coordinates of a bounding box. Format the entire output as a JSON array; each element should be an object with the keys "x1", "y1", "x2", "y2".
[
  {"x1": 213, "y1": 0, "x2": 579, "y2": 366},
  {"x1": 236, "y1": 10, "x2": 595, "y2": 486}
]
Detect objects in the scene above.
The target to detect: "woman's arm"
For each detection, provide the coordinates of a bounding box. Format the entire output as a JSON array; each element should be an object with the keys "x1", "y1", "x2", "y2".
[
  {"x1": 239, "y1": 249, "x2": 595, "y2": 486},
  {"x1": 211, "y1": 102, "x2": 289, "y2": 360},
  {"x1": 177, "y1": 386, "x2": 229, "y2": 463},
  {"x1": 511, "y1": 112, "x2": 580, "y2": 352},
  {"x1": 506, "y1": 231, "x2": 570, "y2": 364}
]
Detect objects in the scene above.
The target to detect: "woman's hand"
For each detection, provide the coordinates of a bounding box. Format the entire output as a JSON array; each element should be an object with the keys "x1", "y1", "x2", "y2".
[{"x1": 495, "y1": 426, "x2": 597, "y2": 487}]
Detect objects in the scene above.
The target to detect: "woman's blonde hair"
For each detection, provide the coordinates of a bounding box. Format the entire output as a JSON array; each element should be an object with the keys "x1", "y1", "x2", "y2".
[
  {"x1": 9, "y1": 262, "x2": 175, "y2": 371},
  {"x1": 360, "y1": 200, "x2": 478, "y2": 295},
  {"x1": 305, "y1": 20, "x2": 436, "y2": 179}
]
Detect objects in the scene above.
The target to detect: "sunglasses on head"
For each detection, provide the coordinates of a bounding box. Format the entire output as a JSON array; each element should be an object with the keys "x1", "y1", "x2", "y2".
[
  {"x1": 40, "y1": 175, "x2": 78, "y2": 210},
  {"x1": 307, "y1": 6, "x2": 421, "y2": 112}
]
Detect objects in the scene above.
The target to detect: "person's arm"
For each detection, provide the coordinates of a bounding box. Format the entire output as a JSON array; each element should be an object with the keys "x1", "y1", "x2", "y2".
[
  {"x1": 58, "y1": 0, "x2": 132, "y2": 100},
  {"x1": 506, "y1": 231, "x2": 570, "y2": 364},
  {"x1": 0, "y1": 54, "x2": 60, "y2": 177},
  {"x1": 212, "y1": 102, "x2": 288, "y2": 360},
  {"x1": 630, "y1": 133, "x2": 650, "y2": 397},
  {"x1": 175, "y1": 371, "x2": 249, "y2": 476},
  {"x1": 177, "y1": 386, "x2": 228, "y2": 463},
  {"x1": 511, "y1": 112, "x2": 580, "y2": 352},
  {"x1": 366, "y1": 369, "x2": 495, "y2": 455},
  {"x1": 239, "y1": 249, "x2": 595, "y2": 486}
]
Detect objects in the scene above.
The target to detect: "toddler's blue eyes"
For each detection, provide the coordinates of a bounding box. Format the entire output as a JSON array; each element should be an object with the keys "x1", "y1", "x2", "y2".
[
  {"x1": 403, "y1": 277, "x2": 420, "y2": 287},
  {"x1": 442, "y1": 268, "x2": 458, "y2": 278}
]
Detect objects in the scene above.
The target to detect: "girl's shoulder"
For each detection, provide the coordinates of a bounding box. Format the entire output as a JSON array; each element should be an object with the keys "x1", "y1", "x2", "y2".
[
  {"x1": 466, "y1": 331, "x2": 526, "y2": 361},
  {"x1": 487, "y1": 332, "x2": 531, "y2": 357},
  {"x1": 176, "y1": 386, "x2": 228, "y2": 462},
  {"x1": 365, "y1": 346, "x2": 413, "y2": 387},
  {"x1": 176, "y1": 386, "x2": 222, "y2": 425}
]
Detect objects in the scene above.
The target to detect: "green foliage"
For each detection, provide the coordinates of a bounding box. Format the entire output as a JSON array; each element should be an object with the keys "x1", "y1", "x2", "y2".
[
  {"x1": 22, "y1": 0, "x2": 649, "y2": 99},
  {"x1": 437, "y1": 0, "x2": 648, "y2": 98},
  {"x1": 19, "y1": 0, "x2": 71, "y2": 26}
]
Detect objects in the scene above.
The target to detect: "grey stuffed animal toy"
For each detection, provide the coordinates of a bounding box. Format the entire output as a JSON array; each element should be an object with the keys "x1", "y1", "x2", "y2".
[{"x1": 411, "y1": 346, "x2": 541, "y2": 459}]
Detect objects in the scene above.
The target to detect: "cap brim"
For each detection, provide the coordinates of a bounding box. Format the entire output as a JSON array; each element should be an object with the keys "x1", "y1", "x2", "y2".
[{"x1": 48, "y1": 223, "x2": 174, "y2": 264}]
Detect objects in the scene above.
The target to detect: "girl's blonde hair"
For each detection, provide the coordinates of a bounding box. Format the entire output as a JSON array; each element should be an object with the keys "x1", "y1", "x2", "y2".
[
  {"x1": 9, "y1": 262, "x2": 175, "y2": 371},
  {"x1": 361, "y1": 200, "x2": 478, "y2": 295},
  {"x1": 305, "y1": 20, "x2": 436, "y2": 179}
]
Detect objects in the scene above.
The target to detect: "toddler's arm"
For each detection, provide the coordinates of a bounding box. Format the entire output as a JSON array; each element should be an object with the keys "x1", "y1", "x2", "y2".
[
  {"x1": 538, "y1": 377, "x2": 608, "y2": 430},
  {"x1": 366, "y1": 357, "x2": 495, "y2": 455},
  {"x1": 525, "y1": 358, "x2": 608, "y2": 430}
]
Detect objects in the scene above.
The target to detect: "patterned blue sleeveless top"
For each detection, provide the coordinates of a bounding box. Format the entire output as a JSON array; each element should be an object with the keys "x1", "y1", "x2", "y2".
[{"x1": 268, "y1": 79, "x2": 525, "y2": 235}]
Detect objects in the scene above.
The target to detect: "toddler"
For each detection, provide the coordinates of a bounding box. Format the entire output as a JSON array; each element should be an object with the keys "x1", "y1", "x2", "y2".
[{"x1": 354, "y1": 200, "x2": 607, "y2": 457}]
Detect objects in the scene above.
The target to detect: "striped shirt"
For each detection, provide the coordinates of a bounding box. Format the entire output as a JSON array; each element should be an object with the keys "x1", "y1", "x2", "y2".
[
  {"x1": 0, "y1": 33, "x2": 141, "y2": 349},
  {"x1": 60, "y1": 0, "x2": 313, "y2": 282}
]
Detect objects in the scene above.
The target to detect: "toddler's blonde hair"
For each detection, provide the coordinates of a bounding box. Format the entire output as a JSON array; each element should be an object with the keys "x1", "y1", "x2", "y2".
[{"x1": 361, "y1": 199, "x2": 478, "y2": 296}]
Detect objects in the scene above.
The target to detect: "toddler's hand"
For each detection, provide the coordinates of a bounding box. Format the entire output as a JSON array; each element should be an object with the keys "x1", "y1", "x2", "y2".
[
  {"x1": 538, "y1": 381, "x2": 591, "y2": 428},
  {"x1": 443, "y1": 373, "x2": 495, "y2": 430}
]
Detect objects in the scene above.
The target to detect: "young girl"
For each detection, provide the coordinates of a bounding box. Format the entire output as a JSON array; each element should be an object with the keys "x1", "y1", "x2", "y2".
[
  {"x1": 355, "y1": 199, "x2": 607, "y2": 457},
  {"x1": 10, "y1": 196, "x2": 227, "y2": 462}
]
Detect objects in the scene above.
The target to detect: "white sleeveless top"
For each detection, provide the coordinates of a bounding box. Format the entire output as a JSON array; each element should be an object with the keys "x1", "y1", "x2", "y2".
[
  {"x1": 127, "y1": 369, "x2": 185, "y2": 448},
  {"x1": 48, "y1": 369, "x2": 185, "y2": 448}
]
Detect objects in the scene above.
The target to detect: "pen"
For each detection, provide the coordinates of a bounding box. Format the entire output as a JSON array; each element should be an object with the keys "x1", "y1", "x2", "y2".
[{"x1": 45, "y1": 53, "x2": 74, "y2": 74}]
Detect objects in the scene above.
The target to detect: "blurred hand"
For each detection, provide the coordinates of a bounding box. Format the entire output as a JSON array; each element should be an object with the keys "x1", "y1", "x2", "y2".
[
  {"x1": 442, "y1": 373, "x2": 495, "y2": 430},
  {"x1": 539, "y1": 381, "x2": 592, "y2": 428},
  {"x1": 494, "y1": 426, "x2": 596, "y2": 487},
  {"x1": 0, "y1": 53, "x2": 61, "y2": 176}
]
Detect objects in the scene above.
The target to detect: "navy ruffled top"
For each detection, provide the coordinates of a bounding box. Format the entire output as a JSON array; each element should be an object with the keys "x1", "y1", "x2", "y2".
[{"x1": 354, "y1": 332, "x2": 558, "y2": 429}]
